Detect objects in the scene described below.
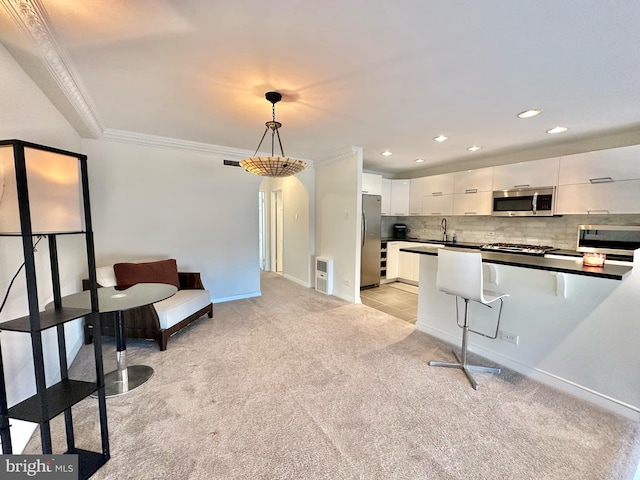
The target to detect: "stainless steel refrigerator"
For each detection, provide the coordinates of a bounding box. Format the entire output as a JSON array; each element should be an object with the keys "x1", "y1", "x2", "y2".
[{"x1": 361, "y1": 194, "x2": 382, "y2": 288}]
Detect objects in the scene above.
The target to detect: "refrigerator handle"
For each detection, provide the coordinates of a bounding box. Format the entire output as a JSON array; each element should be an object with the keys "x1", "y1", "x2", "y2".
[{"x1": 361, "y1": 210, "x2": 367, "y2": 248}]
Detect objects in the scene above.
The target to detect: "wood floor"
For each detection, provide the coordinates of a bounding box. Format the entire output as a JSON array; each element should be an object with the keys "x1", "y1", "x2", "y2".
[{"x1": 359, "y1": 281, "x2": 418, "y2": 324}]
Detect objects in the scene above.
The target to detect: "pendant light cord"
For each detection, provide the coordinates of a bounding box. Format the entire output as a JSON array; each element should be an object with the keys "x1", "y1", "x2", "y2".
[{"x1": 0, "y1": 235, "x2": 45, "y2": 314}]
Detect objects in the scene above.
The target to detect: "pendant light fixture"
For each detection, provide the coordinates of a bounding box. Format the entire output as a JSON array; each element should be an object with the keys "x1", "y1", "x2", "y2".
[{"x1": 240, "y1": 91, "x2": 307, "y2": 177}]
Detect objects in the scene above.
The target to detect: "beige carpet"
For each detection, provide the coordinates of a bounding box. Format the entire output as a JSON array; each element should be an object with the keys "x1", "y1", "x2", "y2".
[{"x1": 26, "y1": 272, "x2": 640, "y2": 479}]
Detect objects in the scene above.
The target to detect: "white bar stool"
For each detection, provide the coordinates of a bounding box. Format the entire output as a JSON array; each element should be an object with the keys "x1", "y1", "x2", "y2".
[{"x1": 429, "y1": 248, "x2": 509, "y2": 390}]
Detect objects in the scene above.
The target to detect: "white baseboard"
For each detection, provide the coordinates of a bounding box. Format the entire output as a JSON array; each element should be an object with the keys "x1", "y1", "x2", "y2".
[
  {"x1": 212, "y1": 291, "x2": 261, "y2": 303},
  {"x1": 282, "y1": 273, "x2": 310, "y2": 288},
  {"x1": 415, "y1": 323, "x2": 640, "y2": 421}
]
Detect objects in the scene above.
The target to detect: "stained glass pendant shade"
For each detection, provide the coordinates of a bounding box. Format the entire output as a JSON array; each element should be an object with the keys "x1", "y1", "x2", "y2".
[{"x1": 239, "y1": 91, "x2": 307, "y2": 177}]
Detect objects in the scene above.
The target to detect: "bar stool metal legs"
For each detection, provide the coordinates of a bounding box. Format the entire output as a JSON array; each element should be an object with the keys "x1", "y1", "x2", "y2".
[{"x1": 429, "y1": 298, "x2": 501, "y2": 390}]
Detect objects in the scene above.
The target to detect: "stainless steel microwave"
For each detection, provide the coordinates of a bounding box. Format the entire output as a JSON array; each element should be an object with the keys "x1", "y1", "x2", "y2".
[{"x1": 492, "y1": 186, "x2": 555, "y2": 217}]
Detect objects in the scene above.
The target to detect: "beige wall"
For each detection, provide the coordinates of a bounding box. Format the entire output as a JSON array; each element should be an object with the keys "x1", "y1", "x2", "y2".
[
  {"x1": 81, "y1": 138, "x2": 264, "y2": 302},
  {"x1": 315, "y1": 147, "x2": 362, "y2": 302}
]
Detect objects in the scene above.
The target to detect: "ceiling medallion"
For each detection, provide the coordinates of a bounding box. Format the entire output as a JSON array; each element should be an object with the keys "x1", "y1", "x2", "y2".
[{"x1": 240, "y1": 92, "x2": 306, "y2": 177}]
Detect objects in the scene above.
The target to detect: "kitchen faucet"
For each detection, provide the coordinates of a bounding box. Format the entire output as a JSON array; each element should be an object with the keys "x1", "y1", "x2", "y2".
[{"x1": 441, "y1": 217, "x2": 447, "y2": 242}]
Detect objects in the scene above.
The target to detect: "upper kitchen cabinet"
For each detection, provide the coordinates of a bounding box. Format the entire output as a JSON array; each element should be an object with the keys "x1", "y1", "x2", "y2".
[
  {"x1": 362, "y1": 172, "x2": 383, "y2": 195},
  {"x1": 389, "y1": 179, "x2": 410, "y2": 216},
  {"x1": 422, "y1": 173, "x2": 454, "y2": 196},
  {"x1": 421, "y1": 173, "x2": 454, "y2": 216},
  {"x1": 492, "y1": 158, "x2": 559, "y2": 191},
  {"x1": 452, "y1": 167, "x2": 493, "y2": 215},
  {"x1": 453, "y1": 167, "x2": 493, "y2": 194},
  {"x1": 557, "y1": 145, "x2": 640, "y2": 185},
  {"x1": 381, "y1": 178, "x2": 391, "y2": 216},
  {"x1": 422, "y1": 193, "x2": 454, "y2": 216},
  {"x1": 556, "y1": 145, "x2": 640, "y2": 214},
  {"x1": 409, "y1": 177, "x2": 426, "y2": 216}
]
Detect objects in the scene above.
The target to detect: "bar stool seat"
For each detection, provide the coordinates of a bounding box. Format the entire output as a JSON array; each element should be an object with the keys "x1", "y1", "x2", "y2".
[{"x1": 429, "y1": 248, "x2": 509, "y2": 390}]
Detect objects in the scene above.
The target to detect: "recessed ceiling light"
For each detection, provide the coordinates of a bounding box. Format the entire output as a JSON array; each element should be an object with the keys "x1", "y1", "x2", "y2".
[
  {"x1": 381, "y1": 150, "x2": 393, "y2": 156},
  {"x1": 414, "y1": 158, "x2": 425, "y2": 163},
  {"x1": 518, "y1": 109, "x2": 542, "y2": 118},
  {"x1": 546, "y1": 126, "x2": 568, "y2": 134},
  {"x1": 467, "y1": 146, "x2": 481, "y2": 152},
  {"x1": 433, "y1": 135, "x2": 448, "y2": 142}
]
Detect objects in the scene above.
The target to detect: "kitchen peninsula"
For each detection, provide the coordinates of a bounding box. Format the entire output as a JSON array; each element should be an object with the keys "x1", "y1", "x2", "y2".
[{"x1": 401, "y1": 244, "x2": 639, "y2": 420}]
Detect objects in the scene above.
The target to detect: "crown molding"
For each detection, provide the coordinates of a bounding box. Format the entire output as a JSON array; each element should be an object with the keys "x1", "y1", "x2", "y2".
[
  {"x1": 103, "y1": 129, "x2": 315, "y2": 167},
  {"x1": 1, "y1": 0, "x2": 103, "y2": 138},
  {"x1": 315, "y1": 146, "x2": 361, "y2": 167},
  {"x1": 102, "y1": 129, "x2": 255, "y2": 158}
]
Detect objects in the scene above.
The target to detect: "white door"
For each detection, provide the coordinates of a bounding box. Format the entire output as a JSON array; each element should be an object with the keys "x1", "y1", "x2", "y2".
[
  {"x1": 258, "y1": 191, "x2": 266, "y2": 270},
  {"x1": 270, "y1": 190, "x2": 284, "y2": 273}
]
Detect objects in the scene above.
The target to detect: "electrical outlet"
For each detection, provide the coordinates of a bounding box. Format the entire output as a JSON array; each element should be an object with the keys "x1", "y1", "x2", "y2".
[
  {"x1": 500, "y1": 330, "x2": 519, "y2": 345},
  {"x1": 344, "y1": 279, "x2": 350, "y2": 286}
]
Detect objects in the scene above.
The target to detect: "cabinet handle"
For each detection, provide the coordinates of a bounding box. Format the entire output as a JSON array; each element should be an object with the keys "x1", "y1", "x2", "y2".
[
  {"x1": 464, "y1": 212, "x2": 477, "y2": 215},
  {"x1": 431, "y1": 212, "x2": 441, "y2": 215},
  {"x1": 514, "y1": 184, "x2": 529, "y2": 188},
  {"x1": 410, "y1": 212, "x2": 420, "y2": 215},
  {"x1": 587, "y1": 209, "x2": 610, "y2": 214},
  {"x1": 432, "y1": 191, "x2": 443, "y2": 196},
  {"x1": 589, "y1": 177, "x2": 614, "y2": 184},
  {"x1": 465, "y1": 189, "x2": 478, "y2": 194},
  {"x1": 394, "y1": 213, "x2": 405, "y2": 216}
]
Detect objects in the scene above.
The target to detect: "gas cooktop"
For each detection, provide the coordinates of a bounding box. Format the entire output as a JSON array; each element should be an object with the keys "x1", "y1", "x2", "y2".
[{"x1": 480, "y1": 243, "x2": 557, "y2": 255}]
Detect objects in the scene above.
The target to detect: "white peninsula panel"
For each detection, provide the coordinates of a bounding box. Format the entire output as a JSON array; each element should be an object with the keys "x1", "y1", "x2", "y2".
[{"x1": 414, "y1": 251, "x2": 639, "y2": 420}]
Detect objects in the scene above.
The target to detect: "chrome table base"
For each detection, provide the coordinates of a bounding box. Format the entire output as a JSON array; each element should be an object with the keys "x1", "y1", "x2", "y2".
[{"x1": 92, "y1": 350, "x2": 154, "y2": 398}]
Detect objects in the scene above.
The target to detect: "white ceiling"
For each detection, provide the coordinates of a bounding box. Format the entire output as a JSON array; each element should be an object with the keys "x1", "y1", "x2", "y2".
[{"x1": 2, "y1": 0, "x2": 640, "y2": 176}]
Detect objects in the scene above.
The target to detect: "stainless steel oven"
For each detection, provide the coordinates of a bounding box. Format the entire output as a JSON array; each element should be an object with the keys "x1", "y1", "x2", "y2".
[
  {"x1": 492, "y1": 186, "x2": 555, "y2": 217},
  {"x1": 577, "y1": 225, "x2": 640, "y2": 256}
]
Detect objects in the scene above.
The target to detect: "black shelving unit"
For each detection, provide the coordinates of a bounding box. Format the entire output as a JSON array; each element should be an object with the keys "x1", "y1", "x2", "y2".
[{"x1": 0, "y1": 140, "x2": 109, "y2": 478}]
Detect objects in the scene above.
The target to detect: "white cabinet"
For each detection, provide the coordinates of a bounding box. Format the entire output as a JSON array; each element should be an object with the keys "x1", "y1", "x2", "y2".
[
  {"x1": 421, "y1": 173, "x2": 454, "y2": 216},
  {"x1": 389, "y1": 179, "x2": 410, "y2": 216},
  {"x1": 409, "y1": 177, "x2": 425, "y2": 216},
  {"x1": 362, "y1": 172, "x2": 382, "y2": 195},
  {"x1": 386, "y1": 241, "x2": 400, "y2": 279},
  {"x1": 423, "y1": 173, "x2": 455, "y2": 196},
  {"x1": 453, "y1": 191, "x2": 492, "y2": 215},
  {"x1": 492, "y1": 158, "x2": 559, "y2": 191},
  {"x1": 422, "y1": 194, "x2": 453, "y2": 216},
  {"x1": 453, "y1": 167, "x2": 493, "y2": 215},
  {"x1": 556, "y1": 145, "x2": 640, "y2": 214},
  {"x1": 397, "y1": 242, "x2": 443, "y2": 283},
  {"x1": 398, "y1": 242, "x2": 417, "y2": 282},
  {"x1": 556, "y1": 180, "x2": 640, "y2": 214},
  {"x1": 453, "y1": 167, "x2": 493, "y2": 194},
  {"x1": 381, "y1": 178, "x2": 392, "y2": 216},
  {"x1": 558, "y1": 145, "x2": 640, "y2": 185}
]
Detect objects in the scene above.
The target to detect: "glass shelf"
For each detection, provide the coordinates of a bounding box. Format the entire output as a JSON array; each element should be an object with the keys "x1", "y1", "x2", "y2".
[
  {"x1": 0, "y1": 307, "x2": 92, "y2": 333},
  {"x1": 7, "y1": 379, "x2": 99, "y2": 423},
  {"x1": 0, "y1": 231, "x2": 86, "y2": 237}
]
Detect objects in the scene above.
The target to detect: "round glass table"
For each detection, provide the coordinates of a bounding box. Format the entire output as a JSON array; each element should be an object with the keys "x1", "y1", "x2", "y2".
[{"x1": 59, "y1": 283, "x2": 177, "y2": 397}]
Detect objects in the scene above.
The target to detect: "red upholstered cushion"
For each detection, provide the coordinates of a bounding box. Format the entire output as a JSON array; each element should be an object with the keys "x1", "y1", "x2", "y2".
[{"x1": 113, "y1": 259, "x2": 180, "y2": 289}]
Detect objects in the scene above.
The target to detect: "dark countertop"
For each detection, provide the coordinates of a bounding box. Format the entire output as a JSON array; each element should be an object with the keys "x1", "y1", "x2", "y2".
[
  {"x1": 399, "y1": 244, "x2": 633, "y2": 281},
  {"x1": 383, "y1": 237, "x2": 485, "y2": 249}
]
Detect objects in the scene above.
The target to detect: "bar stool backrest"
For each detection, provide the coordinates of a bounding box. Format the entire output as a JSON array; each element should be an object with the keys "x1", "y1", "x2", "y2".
[{"x1": 436, "y1": 248, "x2": 484, "y2": 303}]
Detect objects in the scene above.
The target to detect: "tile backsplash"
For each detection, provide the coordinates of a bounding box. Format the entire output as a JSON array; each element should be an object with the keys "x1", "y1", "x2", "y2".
[{"x1": 382, "y1": 214, "x2": 640, "y2": 250}]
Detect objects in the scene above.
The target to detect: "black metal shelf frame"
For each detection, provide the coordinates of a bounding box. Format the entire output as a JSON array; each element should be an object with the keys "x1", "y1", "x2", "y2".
[{"x1": 0, "y1": 140, "x2": 109, "y2": 479}]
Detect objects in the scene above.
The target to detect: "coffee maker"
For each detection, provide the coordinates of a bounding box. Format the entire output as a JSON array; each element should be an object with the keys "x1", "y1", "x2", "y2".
[{"x1": 393, "y1": 223, "x2": 408, "y2": 239}]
